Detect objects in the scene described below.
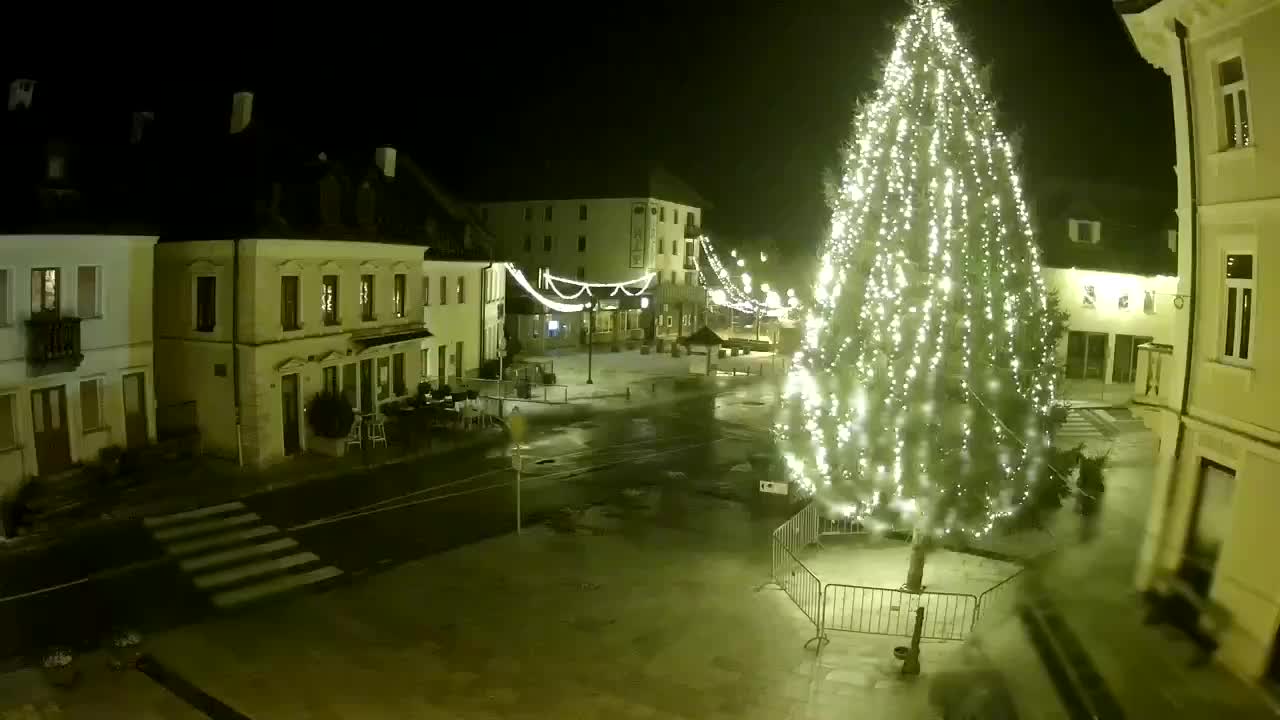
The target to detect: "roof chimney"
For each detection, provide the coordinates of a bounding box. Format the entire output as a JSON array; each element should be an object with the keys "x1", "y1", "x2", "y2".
[
  {"x1": 375, "y1": 146, "x2": 397, "y2": 178},
  {"x1": 230, "y1": 91, "x2": 253, "y2": 134},
  {"x1": 8, "y1": 79, "x2": 35, "y2": 111}
]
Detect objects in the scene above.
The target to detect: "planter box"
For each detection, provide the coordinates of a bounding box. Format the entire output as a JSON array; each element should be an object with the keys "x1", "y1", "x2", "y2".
[
  {"x1": 671, "y1": 345, "x2": 683, "y2": 358},
  {"x1": 640, "y1": 345, "x2": 651, "y2": 355},
  {"x1": 310, "y1": 434, "x2": 347, "y2": 458}
]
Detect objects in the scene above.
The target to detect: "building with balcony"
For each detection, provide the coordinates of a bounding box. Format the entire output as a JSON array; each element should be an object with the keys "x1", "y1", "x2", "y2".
[
  {"x1": 1031, "y1": 180, "x2": 1178, "y2": 387},
  {"x1": 1118, "y1": 0, "x2": 1280, "y2": 686},
  {"x1": 472, "y1": 164, "x2": 707, "y2": 351},
  {"x1": 0, "y1": 78, "x2": 160, "y2": 508},
  {"x1": 154, "y1": 92, "x2": 494, "y2": 467}
]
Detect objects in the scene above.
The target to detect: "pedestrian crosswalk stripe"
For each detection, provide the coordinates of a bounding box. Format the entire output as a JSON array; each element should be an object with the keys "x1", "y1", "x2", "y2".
[
  {"x1": 211, "y1": 566, "x2": 344, "y2": 609},
  {"x1": 144, "y1": 502, "x2": 342, "y2": 610},
  {"x1": 180, "y1": 537, "x2": 299, "y2": 572},
  {"x1": 193, "y1": 552, "x2": 319, "y2": 590},
  {"x1": 152, "y1": 513, "x2": 261, "y2": 542},
  {"x1": 143, "y1": 501, "x2": 247, "y2": 528},
  {"x1": 167, "y1": 526, "x2": 279, "y2": 556}
]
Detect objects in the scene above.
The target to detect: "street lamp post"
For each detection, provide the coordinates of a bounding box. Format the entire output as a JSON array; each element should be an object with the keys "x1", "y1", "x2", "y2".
[{"x1": 586, "y1": 300, "x2": 595, "y2": 385}]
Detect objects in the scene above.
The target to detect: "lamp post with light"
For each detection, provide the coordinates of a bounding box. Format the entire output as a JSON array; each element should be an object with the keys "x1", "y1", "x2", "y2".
[{"x1": 586, "y1": 299, "x2": 595, "y2": 385}]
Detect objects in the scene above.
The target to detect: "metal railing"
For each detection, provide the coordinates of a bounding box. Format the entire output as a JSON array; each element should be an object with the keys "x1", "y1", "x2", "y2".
[
  {"x1": 822, "y1": 584, "x2": 977, "y2": 641},
  {"x1": 459, "y1": 377, "x2": 569, "y2": 405},
  {"x1": 973, "y1": 567, "x2": 1026, "y2": 631},
  {"x1": 768, "y1": 501, "x2": 1027, "y2": 648}
]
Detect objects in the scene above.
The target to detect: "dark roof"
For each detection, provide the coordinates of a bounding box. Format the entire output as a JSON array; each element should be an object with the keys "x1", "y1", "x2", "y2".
[
  {"x1": 684, "y1": 326, "x2": 724, "y2": 347},
  {"x1": 1113, "y1": 0, "x2": 1166, "y2": 14},
  {"x1": 1031, "y1": 178, "x2": 1176, "y2": 276},
  {"x1": 157, "y1": 110, "x2": 493, "y2": 260},
  {"x1": 0, "y1": 78, "x2": 162, "y2": 234},
  {"x1": 469, "y1": 161, "x2": 708, "y2": 209}
]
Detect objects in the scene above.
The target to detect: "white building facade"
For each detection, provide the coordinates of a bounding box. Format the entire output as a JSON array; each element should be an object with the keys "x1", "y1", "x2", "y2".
[
  {"x1": 420, "y1": 259, "x2": 506, "y2": 387},
  {"x1": 1121, "y1": 0, "x2": 1280, "y2": 685},
  {"x1": 154, "y1": 239, "x2": 427, "y2": 467},
  {"x1": 0, "y1": 235, "x2": 158, "y2": 497},
  {"x1": 1043, "y1": 268, "x2": 1178, "y2": 383},
  {"x1": 478, "y1": 191, "x2": 705, "y2": 350}
]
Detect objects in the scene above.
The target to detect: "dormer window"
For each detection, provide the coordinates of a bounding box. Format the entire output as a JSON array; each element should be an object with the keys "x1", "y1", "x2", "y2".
[{"x1": 1069, "y1": 219, "x2": 1100, "y2": 245}]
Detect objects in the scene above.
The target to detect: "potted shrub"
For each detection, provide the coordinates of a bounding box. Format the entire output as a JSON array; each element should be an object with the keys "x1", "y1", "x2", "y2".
[
  {"x1": 466, "y1": 389, "x2": 479, "y2": 401},
  {"x1": 307, "y1": 392, "x2": 355, "y2": 457},
  {"x1": 43, "y1": 647, "x2": 78, "y2": 688},
  {"x1": 543, "y1": 372, "x2": 557, "y2": 384},
  {"x1": 432, "y1": 384, "x2": 452, "y2": 401}
]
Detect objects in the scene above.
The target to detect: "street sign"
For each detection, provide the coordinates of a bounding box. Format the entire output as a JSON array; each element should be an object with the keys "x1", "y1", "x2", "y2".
[
  {"x1": 510, "y1": 451, "x2": 524, "y2": 472},
  {"x1": 759, "y1": 480, "x2": 789, "y2": 496},
  {"x1": 509, "y1": 408, "x2": 526, "y2": 442}
]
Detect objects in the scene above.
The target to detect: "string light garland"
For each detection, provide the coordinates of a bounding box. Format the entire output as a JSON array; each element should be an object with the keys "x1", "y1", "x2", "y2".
[
  {"x1": 506, "y1": 266, "x2": 587, "y2": 313},
  {"x1": 544, "y1": 271, "x2": 655, "y2": 300},
  {"x1": 775, "y1": 1, "x2": 1060, "y2": 540}
]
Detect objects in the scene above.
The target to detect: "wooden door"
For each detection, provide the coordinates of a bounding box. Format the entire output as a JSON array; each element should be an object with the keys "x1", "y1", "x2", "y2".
[
  {"x1": 437, "y1": 346, "x2": 446, "y2": 387},
  {"x1": 281, "y1": 373, "x2": 301, "y2": 456},
  {"x1": 31, "y1": 386, "x2": 71, "y2": 475},
  {"x1": 122, "y1": 372, "x2": 148, "y2": 449}
]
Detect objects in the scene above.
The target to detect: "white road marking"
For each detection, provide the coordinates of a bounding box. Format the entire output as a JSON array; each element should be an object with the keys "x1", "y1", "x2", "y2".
[
  {"x1": 193, "y1": 552, "x2": 319, "y2": 589},
  {"x1": 151, "y1": 513, "x2": 261, "y2": 542},
  {"x1": 180, "y1": 537, "x2": 299, "y2": 572},
  {"x1": 166, "y1": 526, "x2": 280, "y2": 556},
  {"x1": 143, "y1": 502, "x2": 247, "y2": 528},
  {"x1": 211, "y1": 566, "x2": 343, "y2": 609}
]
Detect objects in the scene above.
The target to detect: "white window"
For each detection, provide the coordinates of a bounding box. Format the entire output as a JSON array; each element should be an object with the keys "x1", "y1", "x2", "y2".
[
  {"x1": 1219, "y1": 56, "x2": 1251, "y2": 149},
  {"x1": 80, "y1": 378, "x2": 104, "y2": 432},
  {"x1": 77, "y1": 266, "x2": 101, "y2": 318},
  {"x1": 1069, "y1": 219, "x2": 1100, "y2": 244},
  {"x1": 1222, "y1": 253, "x2": 1254, "y2": 363},
  {"x1": 0, "y1": 393, "x2": 16, "y2": 450},
  {"x1": 0, "y1": 269, "x2": 10, "y2": 326},
  {"x1": 1144, "y1": 290, "x2": 1156, "y2": 315},
  {"x1": 1082, "y1": 285, "x2": 1095, "y2": 308},
  {"x1": 456, "y1": 276, "x2": 465, "y2": 304},
  {"x1": 31, "y1": 268, "x2": 59, "y2": 314}
]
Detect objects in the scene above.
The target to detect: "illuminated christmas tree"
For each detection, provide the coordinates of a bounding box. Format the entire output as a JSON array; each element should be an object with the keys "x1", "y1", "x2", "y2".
[{"x1": 776, "y1": 1, "x2": 1065, "y2": 591}]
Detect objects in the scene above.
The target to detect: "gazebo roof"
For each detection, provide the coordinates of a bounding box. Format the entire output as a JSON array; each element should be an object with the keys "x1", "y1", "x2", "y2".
[{"x1": 684, "y1": 326, "x2": 724, "y2": 347}]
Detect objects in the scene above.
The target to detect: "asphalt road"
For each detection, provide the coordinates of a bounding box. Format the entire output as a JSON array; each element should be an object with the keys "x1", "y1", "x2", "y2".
[{"x1": 0, "y1": 383, "x2": 780, "y2": 669}]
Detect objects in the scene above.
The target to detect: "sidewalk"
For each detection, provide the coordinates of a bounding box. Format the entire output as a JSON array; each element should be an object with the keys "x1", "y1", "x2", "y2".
[
  {"x1": 522, "y1": 345, "x2": 784, "y2": 401},
  {"x1": 0, "y1": 486, "x2": 1030, "y2": 718},
  {"x1": 2, "y1": 424, "x2": 507, "y2": 555}
]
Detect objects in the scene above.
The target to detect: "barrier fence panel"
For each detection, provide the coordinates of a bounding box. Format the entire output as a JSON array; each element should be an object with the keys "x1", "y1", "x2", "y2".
[
  {"x1": 772, "y1": 502, "x2": 820, "y2": 554},
  {"x1": 822, "y1": 584, "x2": 978, "y2": 641},
  {"x1": 771, "y1": 538, "x2": 824, "y2": 641},
  {"x1": 819, "y1": 515, "x2": 867, "y2": 537},
  {"x1": 973, "y1": 567, "x2": 1026, "y2": 632}
]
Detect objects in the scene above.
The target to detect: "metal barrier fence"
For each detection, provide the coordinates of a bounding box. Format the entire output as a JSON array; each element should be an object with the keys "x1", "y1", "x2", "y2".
[
  {"x1": 973, "y1": 567, "x2": 1026, "y2": 631},
  {"x1": 459, "y1": 378, "x2": 569, "y2": 405},
  {"x1": 769, "y1": 501, "x2": 1027, "y2": 648},
  {"x1": 822, "y1": 584, "x2": 978, "y2": 641}
]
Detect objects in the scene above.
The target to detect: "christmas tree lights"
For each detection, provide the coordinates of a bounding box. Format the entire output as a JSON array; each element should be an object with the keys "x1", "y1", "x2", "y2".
[{"x1": 776, "y1": 1, "x2": 1061, "y2": 543}]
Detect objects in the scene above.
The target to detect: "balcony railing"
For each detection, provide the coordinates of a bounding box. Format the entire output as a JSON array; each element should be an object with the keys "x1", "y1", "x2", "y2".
[
  {"x1": 1134, "y1": 342, "x2": 1175, "y2": 408},
  {"x1": 26, "y1": 313, "x2": 83, "y2": 375}
]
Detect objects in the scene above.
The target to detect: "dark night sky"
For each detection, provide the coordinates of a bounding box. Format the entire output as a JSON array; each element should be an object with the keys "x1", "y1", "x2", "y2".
[{"x1": 16, "y1": 0, "x2": 1172, "y2": 253}]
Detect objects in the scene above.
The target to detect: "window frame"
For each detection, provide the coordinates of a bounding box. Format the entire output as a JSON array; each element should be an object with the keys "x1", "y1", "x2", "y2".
[
  {"x1": 360, "y1": 274, "x2": 376, "y2": 322},
  {"x1": 439, "y1": 275, "x2": 448, "y2": 306},
  {"x1": 1221, "y1": 251, "x2": 1256, "y2": 366},
  {"x1": 77, "y1": 265, "x2": 103, "y2": 319},
  {"x1": 1068, "y1": 219, "x2": 1100, "y2": 245},
  {"x1": 280, "y1": 273, "x2": 301, "y2": 331},
  {"x1": 543, "y1": 235, "x2": 553, "y2": 252},
  {"x1": 578, "y1": 204, "x2": 588, "y2": 221},
  {"x1": 0, "y1": 267, "x2": 11, "y2": 327},
  {"x1": 422, "y1": 276, "x2": 430, "y2": 307},
  {"x1": 578, "y1": 235, "x2": 587, "y2": 253},
  {"x1": 392, "y1": 352, "x2": 406, "y2": 396},
  {"x1": 523, "y1": 234, "x2": 532, "y2": 252},
  {"x1": 456, "y1": 275, "x2": 465, "y2": 304},
  {"x1": 393, "y1": 273, "x2": 407, "y2": 319},
  {"x1": 321, "y1": 274, "x2": 340, "y2": 326},
  {"x1": 524, "y1": 207, "x2": 533, "y2": 221},
  {"x1": 31, "y1": 267, "x2": 60, "y2": 315},
  {"x1": 544, "y1": 205, "x2": 553, "y2": 221},
  {"x1": 79, "y1": 376, "x2": 106, "y2": 433},
  {"x1": 1217, "y1": 55, "x2": 1252, "y2": 150},
  {"x1": 322, "y1": 364, "x2": 339, "y2": 395},
  {"x1": 194, "y1": 274, "x2": 217, "y2": 332},
  {"x1": 0, "y1": 392, "x2": 17, "y2": 451}
]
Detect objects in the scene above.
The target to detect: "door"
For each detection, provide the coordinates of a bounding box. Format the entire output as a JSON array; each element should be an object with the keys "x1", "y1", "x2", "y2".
[
  {"x1": 31, "y1": 386, "x2": 71, "y2": 475},
  {"x1": 1065, "y1": 331, "x2": 1108, "y2": 380},
  {"x1": 1112, "y1": 335, "x2": 1155, "y2": 384},
  {"x1": 455, "y1": 341, "x2": 464, "y2": 380},
  {"x1": 437, "y1": 346, "x2": 447, "y2": 387},
  {"x1": 1181, "y1": 460, "x2": 1235, "y2": 598},
  {"x1": 359, "y1": 360, "x2": 373, "y2": 415},
  {"x1": 122, "y1": 372, "x2": 148, "y2": 449},
  {"x1": 281, "y1": 373, "x2": 301, "y2": 456}
]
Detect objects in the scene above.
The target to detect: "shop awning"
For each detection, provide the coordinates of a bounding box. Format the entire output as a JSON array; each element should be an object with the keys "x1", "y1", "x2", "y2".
[{"x1": 352, "y1": 326, "x2": 434, "y2": 349}]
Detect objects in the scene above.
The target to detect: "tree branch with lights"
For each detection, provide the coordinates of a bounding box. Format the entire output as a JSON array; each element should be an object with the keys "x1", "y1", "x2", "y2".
[{"x1": 775, "y1": 1, "x2": 1066, "y2": 591}]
